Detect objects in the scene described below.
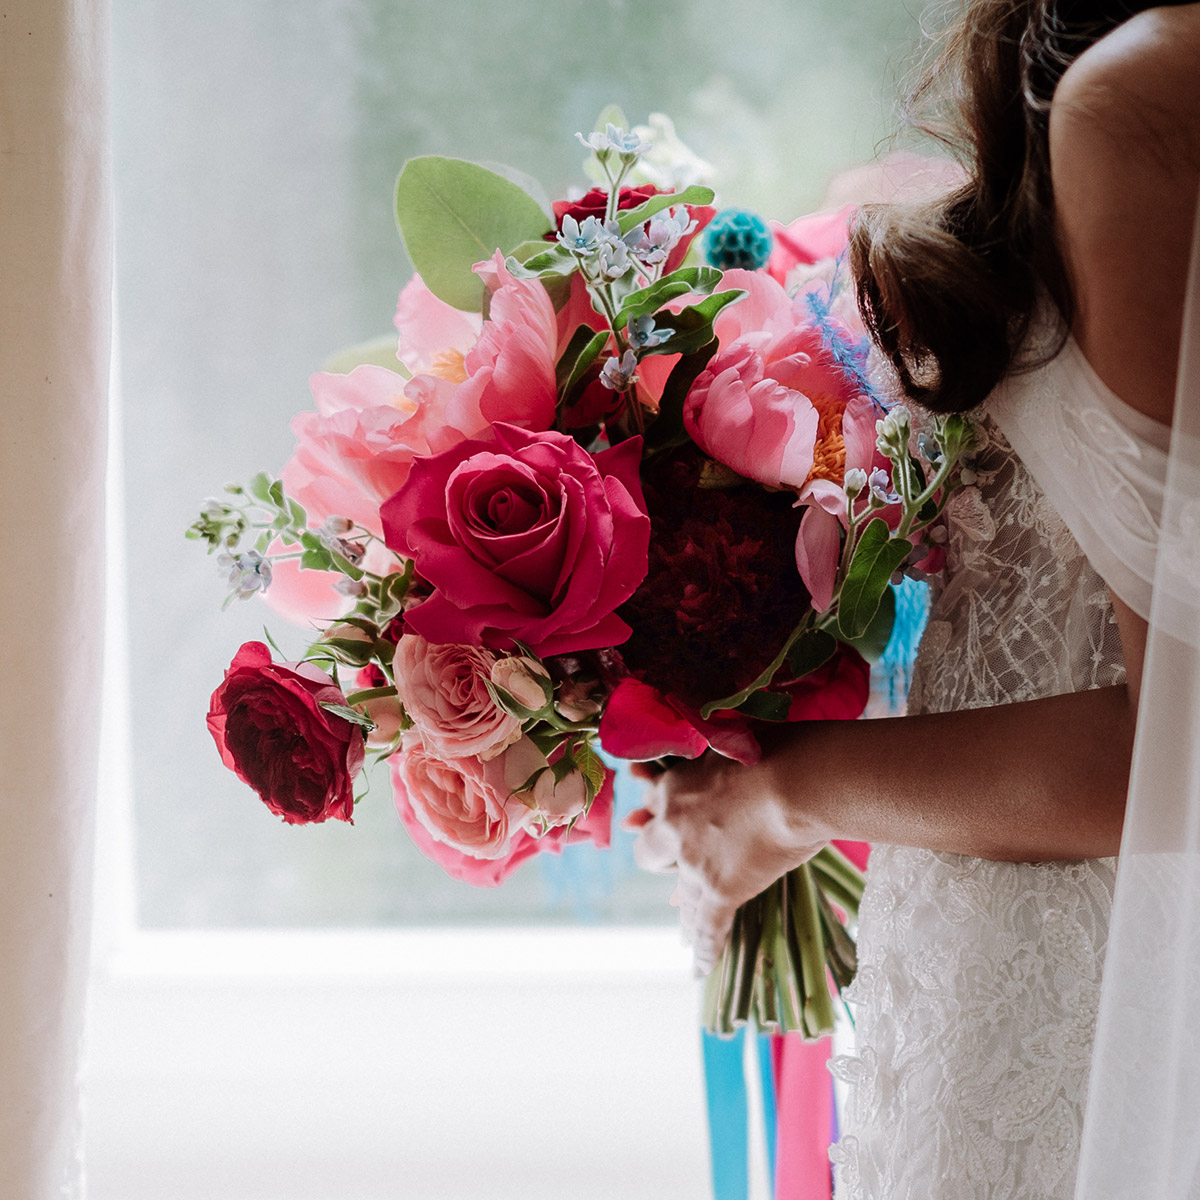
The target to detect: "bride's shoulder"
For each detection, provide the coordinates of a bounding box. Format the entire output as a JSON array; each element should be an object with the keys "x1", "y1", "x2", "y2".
[
  {"x1": 1052, "y1": 5, "x2": 1200, "y2": 145},
  {"x1": 1048, "y1": 4, "x2": 1200, "y2": 427}
]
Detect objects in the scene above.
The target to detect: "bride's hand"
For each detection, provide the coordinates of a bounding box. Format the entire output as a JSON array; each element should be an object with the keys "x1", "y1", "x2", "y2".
[{"x1": 626, "y1": 749, "x2": 831, "y2": 974}]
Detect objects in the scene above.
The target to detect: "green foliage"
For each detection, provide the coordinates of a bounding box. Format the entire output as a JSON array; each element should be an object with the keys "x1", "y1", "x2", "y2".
[
  {"x1": 644, "y1": 341, "x2": 719, "y2": 451},
  {"x1": 614, "y1": 266, "x2": 724, "y2": 327},
  {"x1": 839, "y1": 582, "x2": 896, "y2": 664},
  {"x1": 395, "y1": 156, "x2": 552, "y2": 311},
  {"x1": 837, "y1": 518, "x2": 913, "y2": 641},
  {"x1": 615, "y1": 185, "x2": 715, "y2": 235},
  {"x1": 642, "y1": 289, "x2": 744, "y2": 358}
]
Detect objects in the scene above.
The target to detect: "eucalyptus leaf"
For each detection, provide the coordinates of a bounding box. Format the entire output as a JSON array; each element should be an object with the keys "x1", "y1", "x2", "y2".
[
  {"x1": 837, "y1": 518, "x2": 913, "y2": 641},
  {"x1": 395, "y1": 156, "x2": 552, "y2": 311},
  {"x1": 247, "y1": 472, "x2": 273, "y2": 503},
  {"x1": 300, "y1": 547, "x2": 332, "y2": 571},
  {"x1": 616, "y1": 185, "x2": 716, "y2": 235},
  {"x1": 320, "y1": 334, "x2": 408, "y2": 376}
]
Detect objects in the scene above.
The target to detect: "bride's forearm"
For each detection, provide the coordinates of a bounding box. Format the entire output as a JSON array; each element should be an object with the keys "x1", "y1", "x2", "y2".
[{"x1": 767, "y1": 685, "x2": 1135, "y2": 862}]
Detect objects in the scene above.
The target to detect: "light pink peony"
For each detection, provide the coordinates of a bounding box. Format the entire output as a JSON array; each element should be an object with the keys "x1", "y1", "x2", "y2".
[{"x1": 392, "y1": 634, "x2": 521, "y2": 761}]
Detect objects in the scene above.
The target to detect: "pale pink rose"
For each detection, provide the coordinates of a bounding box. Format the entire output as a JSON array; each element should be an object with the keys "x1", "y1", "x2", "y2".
[
  {"x1": 393, "y1": 635, "x2": 521, "y2": 761},
  {"x1": 502, "y1": 737, "x2": 591, "y2": 828},
  {"x1": 490, "y1": 655, "x2": 551, "y2": 712},
  {"x1": 391, "y1": 744, "x2": 615, "y2": 887},
  {"x1": 390, "y1": 735, "x2": 530, "y2": 861},
  {"x1": 283, "y1": 364, "x2": 449, "y2": 534}
]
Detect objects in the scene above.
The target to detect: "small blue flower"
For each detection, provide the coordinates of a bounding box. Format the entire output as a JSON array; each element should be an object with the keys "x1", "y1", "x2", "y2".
[
  {"x1": 633, "y1": 206, "x2": 697, "y2": 265},
  {"x1": 599, "y1": 350, "x2": 639, "y2": 391},
  {"x1": 557, "y1": 214, "x2": 608, "y2": 254},
  {"x1": 917, "y1": 432, "x2": 943, "y2": 465},
  {"x1": 868, "y1": 467, "x2": 901, "y2": 506},
  {"x1": 595, "y1": 238, "x2": 633, "y2": 279},
  {"x1": 576, "y1": 123, "x2": 651, "y2": 161},
  {"x1": 843, "y1": 468, "x2": 868, "y2": 500},
  {"x1": 218, "y1": 550, "x2": 273, "y2": 599},
  {"x1": 627, "y1": 314, "x2": 672, "y2": 349},
  {"x1": 702, "y1": 208, "x2": 774, "y2": 271}
]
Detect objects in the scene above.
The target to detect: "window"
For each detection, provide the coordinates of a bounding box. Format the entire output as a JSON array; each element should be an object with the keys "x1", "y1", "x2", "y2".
[{"x1": 86, "y1": 3, "x2": 929, "y2": 1195}]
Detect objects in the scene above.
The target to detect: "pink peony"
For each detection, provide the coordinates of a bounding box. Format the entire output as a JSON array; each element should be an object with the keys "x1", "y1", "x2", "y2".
[
  {"x1": 685, "y1": 270, "x2": 895, "y2": 610},
  {"x1": 393, "y1": 274, "x2": 481, "y2": 375},
  {"x1": 381, "y1": 423, "x2": 650, "y2": 657},
  {"x1": 283, "y1": 363, "x2": 452, "y2": 534},
  {"x1": 598, "y1": 677, "x2": 761, "y2": 765},
  {"x1": 766, "y1": 205, "x2": 855, "y2": 286},
  {"x1": 207, "y1": 641, "x2": 364, "y2": 825},
  {"x1": 439, "y1": 252, "x2": 559, "y2": 438},
  {"x1": 391, "y1": 736, "x2": 615, "y2": 886},
  {"x1": 392, "y1": 634, "x2": 521, "y2": 761}
]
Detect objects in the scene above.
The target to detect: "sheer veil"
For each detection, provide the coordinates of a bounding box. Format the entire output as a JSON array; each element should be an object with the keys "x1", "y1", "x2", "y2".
[{"x1": 1072, "y1": 199, "x2": 1200, "y2": 1198}]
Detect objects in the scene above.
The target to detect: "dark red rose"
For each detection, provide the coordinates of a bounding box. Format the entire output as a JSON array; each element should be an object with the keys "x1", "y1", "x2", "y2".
[
  {"x1": 551, "y1": 185, "x2": 661, "y2": 229},
  {"x1": 550, "y1": 186, "x2": 715, "y2": 275},
  {"x1": 208, "y1": 641, "x2": 365, "y2": 825}
]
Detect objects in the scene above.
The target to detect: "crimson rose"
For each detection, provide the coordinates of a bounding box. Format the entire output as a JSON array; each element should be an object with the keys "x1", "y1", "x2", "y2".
[
  {"x1": 207, "y1": 641, "x2": 365, "y2": 824},
  {"x1": 381, "y1": 423, "x2": 650, "y2": 657}
]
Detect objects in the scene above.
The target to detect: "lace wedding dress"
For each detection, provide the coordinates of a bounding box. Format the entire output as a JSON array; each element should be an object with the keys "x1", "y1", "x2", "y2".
[{"x1": 828, "y1": 324, "x2": 1170, "y2": 1200}]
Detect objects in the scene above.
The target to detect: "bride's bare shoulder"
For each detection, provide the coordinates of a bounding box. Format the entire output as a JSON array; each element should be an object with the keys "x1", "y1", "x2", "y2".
[{"x1": 1049, "y1": 4, "x2": 1200, "y2": 425}]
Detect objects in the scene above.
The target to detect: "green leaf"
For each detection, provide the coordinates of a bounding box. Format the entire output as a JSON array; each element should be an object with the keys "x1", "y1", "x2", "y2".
[
  {"x1": 837, "y1": 518, "x2": 913, "y2": 641},
  {"x1": 318, "y1": 702, "x2": 376, "y2": 731},
  {"x1": 700, "y1": 616, "x2": 817, "y2": 719},
  {"x1": 839, "y1": 582, "x2": 895, "y2": 664},
  {"x1": 300, "y1": 547, "x2": 334, "y2": 572},
  {"x1": 505, "y1": 243, "x2": 577, "y2": 279},
  {"x1": 571, "y1": 738, "x2": 608, "y2": 801},
  {"x1": 555, "y1": 326, "x2": 610, "y2": 405},
  {"x1": 268, "y1": 479, "x2": 285, "y2": 509},
  {"x1": 395, "y1": 156, "x2": 553, "y2": 311},
  {"x1": 644, "y1": 290, "x2": 745, "y2": 358},
  {"x1": 616, "y1": 185, "x2": 716, "y2": 235},
  {"x1": 736, "y1": 690, "x2": 792, "y2": 722},
  {"x1": 644, "y1": 340, "x2": 719, "y2": 451},
  {"x1": 247, "y1": 472, "x2": 273, "y2": 503},
  {"x1": 786, "y1": 628, "x2": 838, "y2": 678},
  {"x1": 614, "y1": 266, "x2": 725, "y2": 327}
]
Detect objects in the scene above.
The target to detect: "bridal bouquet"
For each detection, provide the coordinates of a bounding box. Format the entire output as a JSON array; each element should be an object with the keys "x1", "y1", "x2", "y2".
[{"x1": 190, "y1": 113, "x2": 973, "y2": 1036}]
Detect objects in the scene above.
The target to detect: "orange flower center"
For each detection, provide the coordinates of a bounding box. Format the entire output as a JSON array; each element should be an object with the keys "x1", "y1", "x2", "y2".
[
  {"x1": 805, "y1": 393, "x2": 847, "y2": 485},
  {"x1": 428, "y1": 348, "x2": 468, "y2": 384}
]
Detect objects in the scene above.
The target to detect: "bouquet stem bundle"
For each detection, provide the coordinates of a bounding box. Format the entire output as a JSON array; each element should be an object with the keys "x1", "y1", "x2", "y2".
[{"x1": 703, "y1": 843, "x2": 865, "y2": 1037}]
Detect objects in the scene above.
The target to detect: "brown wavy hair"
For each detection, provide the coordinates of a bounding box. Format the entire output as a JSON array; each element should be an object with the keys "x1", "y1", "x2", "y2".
[{"x1": 850, "y1": 0, "x2": 1186, "y2": 413}]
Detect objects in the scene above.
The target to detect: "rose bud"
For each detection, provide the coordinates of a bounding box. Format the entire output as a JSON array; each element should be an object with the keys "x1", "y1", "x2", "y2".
[{"x1": 490, "y1": 655, "x2": 552, "y2": 712}]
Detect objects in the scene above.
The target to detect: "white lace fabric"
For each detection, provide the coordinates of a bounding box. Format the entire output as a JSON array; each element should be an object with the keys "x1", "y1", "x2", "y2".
[{"x1": 829, "y1": 372, "x2": 1139, "y2": 1198}]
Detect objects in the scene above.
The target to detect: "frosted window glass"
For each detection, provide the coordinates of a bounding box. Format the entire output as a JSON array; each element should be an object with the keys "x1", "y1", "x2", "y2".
[{"x1": 113, "y1": 0, "x2": 928, "y2": 928}]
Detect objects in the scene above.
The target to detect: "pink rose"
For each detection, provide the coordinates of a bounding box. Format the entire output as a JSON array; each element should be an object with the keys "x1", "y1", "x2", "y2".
[
  {"x1": 207, "y1": 641, "x2": 365, "y2": 825},
  {"x1": 392, "y1": 634, "x2": 521, "y2": 760},
  {"x1": 391, "y1": 736, "x2": 615, "y2": 886},
  {"x1": 381, "y1": 423, "x2": 651, "y2": 657}
]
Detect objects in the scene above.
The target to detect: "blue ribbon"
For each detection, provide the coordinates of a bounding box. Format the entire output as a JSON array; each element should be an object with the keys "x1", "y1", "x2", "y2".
[{"x1": 703, "y1": 1028, "x2": 780, "y2": 1200}]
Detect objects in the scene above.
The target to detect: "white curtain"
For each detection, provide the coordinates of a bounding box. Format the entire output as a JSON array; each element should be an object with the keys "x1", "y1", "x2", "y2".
[{"x1": 0, "y1": 2, "x2": 111, "y2": 1197}]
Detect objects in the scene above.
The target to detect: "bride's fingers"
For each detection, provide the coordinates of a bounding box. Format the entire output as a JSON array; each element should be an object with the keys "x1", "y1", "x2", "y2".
[
  {"x1": 619, "y1": 806, "x2": 653, "y2": 832},
  {"x1": 632, "y1": 815, "x2": 683, "y2": 874}
]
